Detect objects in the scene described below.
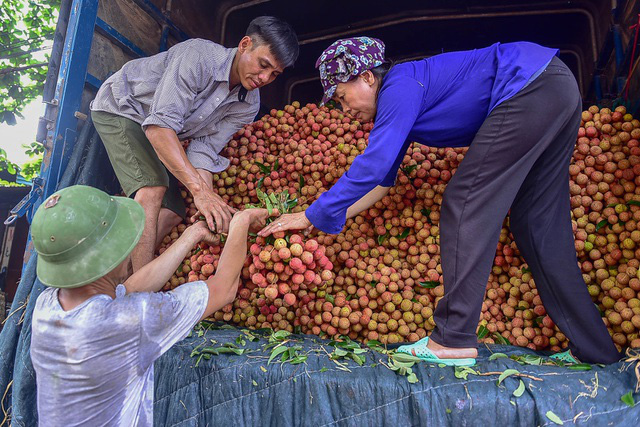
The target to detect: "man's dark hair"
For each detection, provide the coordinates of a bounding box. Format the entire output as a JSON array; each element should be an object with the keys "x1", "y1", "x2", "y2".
[{"x1": 246, "y1": 16, "x2": 299, "y2": 68}]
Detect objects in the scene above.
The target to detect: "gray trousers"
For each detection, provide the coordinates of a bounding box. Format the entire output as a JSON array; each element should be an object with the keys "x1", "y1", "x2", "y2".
[{"x1": 430, "y1": 57, "x2": 621, "y2": 364}]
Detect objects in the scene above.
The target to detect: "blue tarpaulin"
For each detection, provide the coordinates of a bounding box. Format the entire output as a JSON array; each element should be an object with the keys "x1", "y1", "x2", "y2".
[{"x1": 1, "y1": 122, "x2": 640, "y2": 426}]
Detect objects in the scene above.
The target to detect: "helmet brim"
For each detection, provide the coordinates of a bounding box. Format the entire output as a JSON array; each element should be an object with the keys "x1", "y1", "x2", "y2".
[{"x1": 36, "y1": 196, "x2": 145, "y2": 288}]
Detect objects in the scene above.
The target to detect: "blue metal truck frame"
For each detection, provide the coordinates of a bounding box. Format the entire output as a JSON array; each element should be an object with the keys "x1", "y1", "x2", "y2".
[{"x1": 4, "y1": 0, "x2": 189, "y2": 279}]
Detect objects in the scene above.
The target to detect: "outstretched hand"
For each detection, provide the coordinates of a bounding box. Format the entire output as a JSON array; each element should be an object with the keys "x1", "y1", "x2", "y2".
[
  {"x1": 233, "y1": 208, "x2": 273, "y2": 232},
  {"x1": 257, "y1": 211, "x2": 312, "y2": 237},
  {"x1": 190, "y1": 220, "x2": 221, "y2": 246},
  {"x1": 190, "y1": 189, "x2": 237, "y2": 233}
]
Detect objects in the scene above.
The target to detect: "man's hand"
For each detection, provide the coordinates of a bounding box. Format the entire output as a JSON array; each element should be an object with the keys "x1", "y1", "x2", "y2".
[
  {"x1": 258, "y1": 210, "x2": 312, "y2": 237},
  {"x1": 191, "y1": 189, "x2": 237, "y2": 233}
]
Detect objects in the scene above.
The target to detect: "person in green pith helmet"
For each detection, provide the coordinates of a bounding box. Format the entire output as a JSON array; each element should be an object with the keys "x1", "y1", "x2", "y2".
[{"x1": 29, "y1": 185, "x2": 270, "y2": 426}]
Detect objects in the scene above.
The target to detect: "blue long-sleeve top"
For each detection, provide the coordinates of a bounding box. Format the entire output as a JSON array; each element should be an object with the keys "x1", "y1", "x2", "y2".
[{"x1": 306, "y1": 41, "x2": 558, "y2": 234}]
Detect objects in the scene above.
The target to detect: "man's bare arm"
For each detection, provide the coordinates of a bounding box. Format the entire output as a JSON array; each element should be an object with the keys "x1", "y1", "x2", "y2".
[
  {"x1": 200, "y1": 209, "x2": 269, "y2": 320},
  {"x1": 124, "y1": 222, "x2": 217, "y2": 294},
  {"x1": 144, "y1": 125, "x2": 234, "y2": 232}
]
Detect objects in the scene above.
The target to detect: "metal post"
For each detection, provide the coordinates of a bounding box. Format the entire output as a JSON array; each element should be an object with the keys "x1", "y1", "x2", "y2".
[
  {"x1": 594, "y1": 75, "x2": 603, "y2": 104},
  {"x1": 39, "y1": 0, "x2": 99, "y2": 211}
]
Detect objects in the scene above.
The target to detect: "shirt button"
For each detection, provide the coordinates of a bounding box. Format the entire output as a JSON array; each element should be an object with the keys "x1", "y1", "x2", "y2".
[
  {"x1": 216, "y1": 97, "x2": 220, "y2": 102},
  {"x1": 199, "y1": 115, "x2": 203, "y2": 119}
]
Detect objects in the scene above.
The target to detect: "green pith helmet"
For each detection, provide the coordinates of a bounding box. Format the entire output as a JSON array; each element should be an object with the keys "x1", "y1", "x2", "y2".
[{"x1": 31, "y1": 185, "x2": 145, "y2": 288}]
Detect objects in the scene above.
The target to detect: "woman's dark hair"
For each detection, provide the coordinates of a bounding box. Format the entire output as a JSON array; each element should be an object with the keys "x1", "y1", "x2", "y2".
[
  {"x1": 246, "y1": 16, "x2": 299, "y2": 68},
  {"x1": 370, "y1": 59, "x2": 394, "y2": 83}
]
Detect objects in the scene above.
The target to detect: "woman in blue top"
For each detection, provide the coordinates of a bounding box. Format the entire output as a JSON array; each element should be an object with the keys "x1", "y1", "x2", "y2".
[{"x1": 260, "y1": 37, "x2": 620, "y2": 365}]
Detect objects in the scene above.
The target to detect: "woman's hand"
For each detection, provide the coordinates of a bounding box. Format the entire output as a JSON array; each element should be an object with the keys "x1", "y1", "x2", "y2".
[{"x1": 258, "y1": 211, "x2": 312, "y2": 237}]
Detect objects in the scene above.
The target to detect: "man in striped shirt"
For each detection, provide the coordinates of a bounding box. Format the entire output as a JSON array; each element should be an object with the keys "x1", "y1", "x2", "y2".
[{"x1": 91, "y1": 16, "x2": 298, "y2": 271}]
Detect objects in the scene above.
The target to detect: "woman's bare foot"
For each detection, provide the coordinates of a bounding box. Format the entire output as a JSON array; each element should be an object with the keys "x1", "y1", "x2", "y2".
[{"x1": 427, "y1": 338, "x2": 478, "y2": 359}]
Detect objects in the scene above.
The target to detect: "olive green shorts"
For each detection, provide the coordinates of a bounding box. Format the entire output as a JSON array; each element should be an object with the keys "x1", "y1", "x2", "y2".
[{"x1": 91, "y1": 110, "x2": 186, "y2": 218}]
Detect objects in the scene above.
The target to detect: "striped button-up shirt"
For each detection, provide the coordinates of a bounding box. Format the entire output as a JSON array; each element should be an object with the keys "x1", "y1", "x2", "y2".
[{"x1": 90, "y1": 38, "x2": 260, "y2": 173}]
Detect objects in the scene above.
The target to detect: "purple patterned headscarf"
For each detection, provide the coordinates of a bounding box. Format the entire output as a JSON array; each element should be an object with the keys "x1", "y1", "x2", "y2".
[{"x1": 315, "y1": 37, "x2": 386, "y2": 105}]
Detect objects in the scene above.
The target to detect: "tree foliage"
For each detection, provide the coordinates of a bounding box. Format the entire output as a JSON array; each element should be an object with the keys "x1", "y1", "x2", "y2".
[
  {"x1": 0, "y1": 1, "x2": 59, "y2": 183},
  {"x1": 0, "y1": 0, "x2": 59, "y2": 125}
]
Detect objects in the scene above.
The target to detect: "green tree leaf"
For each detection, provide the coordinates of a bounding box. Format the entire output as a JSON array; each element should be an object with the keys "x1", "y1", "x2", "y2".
[
  {"x1": 488, "y1": 352, "x2": 508, "y2": 361},
  {"x1": 477, "y1": 325, "x2": 489, "y2": 339},
  {"x1": 268, "y1": 345, "x2": 289, "y2": 364},
  {"x1": 418, "y1": 281, "x2": 439, "y2": 289},
  {"x1": 595, "y1": 219, "x2": 609, "y2": 232},
  {"x1": 513, "y1": 380, "x2": 525, "y2": 397},
  {"x1": 0, "y1": 1, "x2": 58, "y2": 127},
  {"x1": 497, "y1": 369, "x2": 519, "y2": 385},
  {"x1": 621, "y1": 391, "x2": 635, "y2": 407},
  {"x1": 255, "y1": 161, "x2": 271, "y2": 174},
  {"x1": 545, "y1": 411, "x2": 563, "y2": 425}
]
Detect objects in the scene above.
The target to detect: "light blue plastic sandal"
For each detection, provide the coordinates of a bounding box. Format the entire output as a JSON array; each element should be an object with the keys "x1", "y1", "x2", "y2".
[
  {"x1": 397, "y1": 337, "x2": 477, "y2": 367},
  {"x1": 550, "y1": 350, "x2": 579, "y2": 364}
]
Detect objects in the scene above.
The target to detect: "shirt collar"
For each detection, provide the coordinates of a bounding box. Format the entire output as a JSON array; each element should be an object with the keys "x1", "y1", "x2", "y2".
[{"x1": 219, "y1": 47, "x2": 249, "y2": 102}]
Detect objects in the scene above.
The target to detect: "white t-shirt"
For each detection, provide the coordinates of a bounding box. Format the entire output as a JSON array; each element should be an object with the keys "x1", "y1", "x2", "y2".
[{"x1": 30, "y1": 281, "x2": 209, "y2": 426}]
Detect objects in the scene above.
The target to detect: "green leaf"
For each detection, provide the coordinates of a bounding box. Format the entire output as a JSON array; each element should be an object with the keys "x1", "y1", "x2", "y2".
[
  {"x1": 497, "y1": 369, "x2": 520, "y2": 385},
  {"x1": 567, "y1": 363, "x2": 592, "y2": 371},
  {"x1": 454, "y1": 366, "x2": 478, "y2": 380},
  {"x1": 256, "y1": 177, "x2": 265, "y2": 189},
  {"x1": 392, "y1": 360, "x2": 416, "y2": 369},
  {"x1": 595, "y1": 219, "x2": 609, "y2": 232},
  {"x1": 493, "y1": 333, "x2": 511, "y2": 346},
  {"x1": 349, "y1": 353, "x2": 365, "y2": 366},
  {"x1": 299, "y1": 175, "x2": 305, "y2": 189},
  {"x1": 268, "y1": 346, "x2": 289, "y2": 364},
  {"x1": 407, "y1": 372, "x2": 419, "y2": 383},
  {"x1": 320, "y1": 367, "x2": 328, "y2": 373},
  {"x1": 545, "y1": 411, "x2": 563, "y2": 425},
  {"x1": 290, "y1": 355, "x2": 308, "y2": 365},
  {"x1": 399, "y1": 228, "x2": 411, "y2": 239},
  {"x1": 488, "y1": 352, "x2": 508, "y2": 361},
  {"x1": 377, "y1": 232, "x2": 389, "y2": 245},
  {"x1": 512, "y1": 354, "x2": 543, "y2": 366},
  {"x1": 402, "y1": 164, "x2": 418, "y2": 175},
  {"x1": 252, "y1": 380, "x2": 258, "y2": 386},
  {"x1": 265, "y1": 197, "x2": 274, "y2": 215},
  {"x1": 255, "y1": 161, "x2": 272, "y2": 174},
  {"x1": 621, "y1": 391, "x2": 635, "y2": 407},
  {"x1": 418, "y1": 281, "x2": 439, "y2": 289},
  {"x1": 513, "y1": 380, "x2": 525, "y2": 397},
  {"x1": 271, "y1": 330, "x2": 291, "y2": 341},
  {"x1": 333, "y1": 347, "x2": 348, "y2": 357},
  {"x1": 273, "y1": 158, "x2": 279, "y2": 171},
  {"x1": 366, "y1": 340, "x2": 383, "y2": 348},
  {"x1": 325, "y1": 294, "x2": 335, "y2": 304},
  {"x1": 477, "y1": 325, "x2": 489, "y2": 339},
  {"x1": 201, "y1": 346, "x2": 245, "y2": 356},
  {"x1": 391, "y1": 352, "x2": 423, "y2": 363},
  {"x1": 626, "y1": 200, "x2": 640, "y2": 207}
]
